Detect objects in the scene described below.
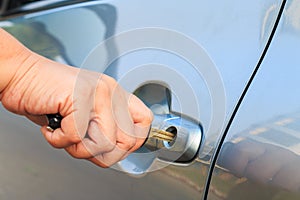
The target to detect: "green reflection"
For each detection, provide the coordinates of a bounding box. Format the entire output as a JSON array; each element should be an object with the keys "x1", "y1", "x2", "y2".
[{"x1": 4, "y1": 22, "x2": 62, "y2": 60}]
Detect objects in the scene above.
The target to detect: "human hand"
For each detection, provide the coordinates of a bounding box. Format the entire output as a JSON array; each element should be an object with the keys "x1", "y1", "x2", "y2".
[{"x1": 0, "y1": 29, "x2": 153, "y2": 167}]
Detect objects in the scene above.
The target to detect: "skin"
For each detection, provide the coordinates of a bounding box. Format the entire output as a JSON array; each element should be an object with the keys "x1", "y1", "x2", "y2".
[{"x1": 0, "y1": 28, "x2": 153, "y2": 168}]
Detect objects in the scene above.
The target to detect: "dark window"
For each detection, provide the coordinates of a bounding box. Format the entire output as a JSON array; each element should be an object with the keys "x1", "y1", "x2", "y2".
[{"x1": 0, "y1": 0, "x2": 86, "y2": 16}]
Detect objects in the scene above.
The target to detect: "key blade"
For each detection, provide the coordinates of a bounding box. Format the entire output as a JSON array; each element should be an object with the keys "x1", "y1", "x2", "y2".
[{"x1": 149, "y1": 128, "x2": 175, "y2": 142}]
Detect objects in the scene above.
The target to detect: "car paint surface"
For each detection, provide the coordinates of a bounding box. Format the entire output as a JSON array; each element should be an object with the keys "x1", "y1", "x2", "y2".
[
  {"x1": 0, "y1": 0, "x2": 289, "y2": 199},
  {"x1": 208, "y1": 0, "x2": 300, "y2": 199}
]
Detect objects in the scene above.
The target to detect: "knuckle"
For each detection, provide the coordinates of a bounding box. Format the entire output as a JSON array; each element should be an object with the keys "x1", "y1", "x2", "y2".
[
  {"x1": 102, "y1": 143, "x2": 115, "y2": 153},
  {"x1": 46, "y1": 133, "x2": 81, "y2": 149},
  {"x1": 98, "y1": 74, "x2": 117, "y2": 96},
  {"x1": 97, "y1": 127, "x2": 117, "y2": 152},
  {"x1": 89, "y1": 157, "x2": 110, "y2": 168},
  {"x1": 69, "y1": 151, "x2": 85, "y2": 159},
  {"x1": 47, "y1": 139, "x2": 63, "y2": 149},
  {"x1": 97, "y1": 134, "x2": 116, "y2": 153},
  {"x1": 100, "y1": 164, "x2": 110, "y2": 168},
  {"x1": 144, "y1": 110, "x2": 154, "y2": 125},
  {"x1": 66, "y1": 145, "x2": 89, "y2": 159},
  {"x1": 136, "y1": 138, "x2": 146, "y2": 148},
  {"x1": 99, "y1": 81, "x2": 110, "y2": 97},
  {"x1": 101, "y1": 158, "x2": 117, "y2": 167},
  {"x1": 103, "y1": 74, "x2": 117, "y2": 87},
  {"x1": 70, "y1": 134, "x2": 82, "y2": 143},
  {"x1": 121, "y1": 138, "x2": 136, "y2": 150},
  {"x1": 95, "y1": 161, "x2": 110, "y2": 168}
]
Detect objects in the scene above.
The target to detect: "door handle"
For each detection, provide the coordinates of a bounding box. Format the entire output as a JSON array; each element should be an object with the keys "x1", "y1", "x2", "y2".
[{"x1": 115, "y1": 83, "x2": 204, "y2": 175}]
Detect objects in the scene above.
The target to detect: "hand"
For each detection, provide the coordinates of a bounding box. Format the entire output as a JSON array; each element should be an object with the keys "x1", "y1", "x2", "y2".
[{"x1": 0, "y1": 29, "x2": 153, "y2": 167}]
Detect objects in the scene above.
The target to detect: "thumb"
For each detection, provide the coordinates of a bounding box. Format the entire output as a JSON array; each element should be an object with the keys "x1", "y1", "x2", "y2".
[{"x1": 128, "y1": 94, "x2": 153, "y2": 139}]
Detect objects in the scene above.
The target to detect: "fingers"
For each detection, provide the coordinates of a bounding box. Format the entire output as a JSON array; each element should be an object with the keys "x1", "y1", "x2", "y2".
[
  {"x1": 38, "y1": 71, "x2": 153, "y2": 168},
  {"x1": 65, "y1": 117, "x2": 116, "y2": 158},
  {"x1": 87, "y1": 134, "x2": 138, "y2": 168},
  {"x1": 128, "y1": 94, "x2": 153, "y2": 125},
  {"x1": 86, "y1": 126, "x2": 146, "y2": 167},
  {"x1": 128, "y1": 94, "x2": 153, "y2": 140},
  {"x1": 65, "y1": 119, "x2": 138, "y2": 163},
  {"x1": 40, "y1": 113, "x2": 89, "y2": 148},
  {"x1": 64, "y1": 95, "x2": 149, "y2": 166},
  {"x1": 41, "y1": 126, "x2": 81, "y2": 148}
]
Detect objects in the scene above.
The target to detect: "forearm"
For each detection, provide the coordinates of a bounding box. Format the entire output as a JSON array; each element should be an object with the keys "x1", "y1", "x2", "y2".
[{"x1": 0, "y1": 28, "x2": 33, "y2": 96}]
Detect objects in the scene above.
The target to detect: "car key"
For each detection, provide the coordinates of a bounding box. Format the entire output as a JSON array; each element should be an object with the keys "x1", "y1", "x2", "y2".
[
  {"x1": 46, "y1": 113, "x2": 176, "y2": 142},
  {"x1": 46, "y1": 113, "x2": 63, "y2": 132}
]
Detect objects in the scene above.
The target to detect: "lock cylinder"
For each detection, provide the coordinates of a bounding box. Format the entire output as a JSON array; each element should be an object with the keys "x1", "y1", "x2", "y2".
[{"x1": 143, "y1": 113, "x2": 203, "y2": 163}]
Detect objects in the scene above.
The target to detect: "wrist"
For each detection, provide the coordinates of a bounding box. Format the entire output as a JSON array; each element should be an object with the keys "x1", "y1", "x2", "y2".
[{"x1": 0, "y1": 29, "x2": 33, "y2": 96}]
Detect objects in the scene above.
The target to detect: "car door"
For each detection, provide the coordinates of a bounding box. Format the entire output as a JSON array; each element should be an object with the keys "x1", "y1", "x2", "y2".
[
  {"x1": 0, "y1": 0, "x2": 283, "y2": 199},
  {"x1": 207, "y1": 0, "x2": 300, "y2": 199}
]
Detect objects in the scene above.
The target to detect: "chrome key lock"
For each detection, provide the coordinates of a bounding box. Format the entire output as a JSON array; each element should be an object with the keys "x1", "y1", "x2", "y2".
[
  {"x1": 144, "y1": 113, "x2": 203, "y2": 163},
  {"x1": 116, "y1": 82, "x2": 203, "y2": 175}
]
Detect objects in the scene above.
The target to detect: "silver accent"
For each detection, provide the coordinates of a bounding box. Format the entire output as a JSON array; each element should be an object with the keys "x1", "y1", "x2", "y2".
[{"x1": 144, "y1": 113, "x2": 203, "y2": 163}]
